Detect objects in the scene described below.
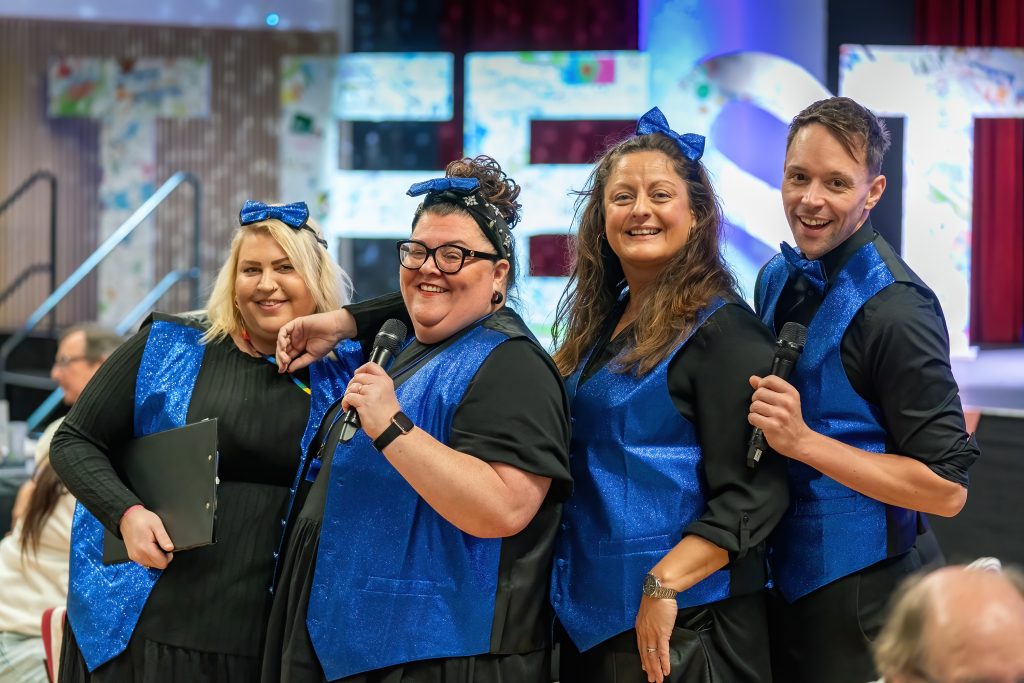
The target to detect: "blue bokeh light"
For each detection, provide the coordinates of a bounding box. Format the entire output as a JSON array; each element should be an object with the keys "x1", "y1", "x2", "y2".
[{"x1": 265, "y1": 12, "x2": 280, "y2": 27}]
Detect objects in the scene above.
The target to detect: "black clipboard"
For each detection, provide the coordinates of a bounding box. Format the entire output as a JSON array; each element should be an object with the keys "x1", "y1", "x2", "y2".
[{"x1": 102, "y1": 418, "x2": 219, "y2": 565}]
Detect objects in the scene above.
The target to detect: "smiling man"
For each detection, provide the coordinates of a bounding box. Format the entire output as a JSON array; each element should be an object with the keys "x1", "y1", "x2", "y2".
[{"x1": 748, "y1": 97, "x2": 980, "y2": 683}]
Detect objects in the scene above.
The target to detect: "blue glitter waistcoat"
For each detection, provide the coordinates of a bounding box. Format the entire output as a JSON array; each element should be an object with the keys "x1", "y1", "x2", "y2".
[
  {"x1": 67, "y1": 316, "x2": 355, "y2": 671},
  {"x1": 307, "y1": 323, "x2": 515, "y2": 681},
  {"x1": 757, "y1": 241, "x2": 918, "y2": 602},
  {"x1": 551, "y1": 298, "x2": 730, "y2": 652}
]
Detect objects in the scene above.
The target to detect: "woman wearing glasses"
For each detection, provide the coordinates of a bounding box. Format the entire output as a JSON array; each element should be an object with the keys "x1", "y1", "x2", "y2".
[{"x1": 262, "y1": 155, "x2": 571, "y2": 683}]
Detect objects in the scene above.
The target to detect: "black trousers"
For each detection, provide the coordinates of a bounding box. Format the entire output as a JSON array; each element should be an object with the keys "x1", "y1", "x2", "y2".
[
  {"x1": 558, "y1": 591, "x2": 772, "y2": 683},
  {"x1": 767, "y1": 546, "x2": 926, "y2": 683}
]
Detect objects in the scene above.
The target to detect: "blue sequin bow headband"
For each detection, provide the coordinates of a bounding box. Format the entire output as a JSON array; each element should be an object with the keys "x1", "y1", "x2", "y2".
[
  {"x1": 407, "y1": 177, "x2": 514, "y2": 260},
  {"x1": 635, "y1": 107, "x2": 705, "y2": 162},
  {"x1": 238, "y1": 200, "x2": 328, "y2": 249}
]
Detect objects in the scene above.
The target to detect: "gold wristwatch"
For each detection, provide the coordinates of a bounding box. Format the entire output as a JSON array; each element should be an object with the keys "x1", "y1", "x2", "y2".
[{"x1": 642, "y1": 573, "x2": 679, "y2": 599}]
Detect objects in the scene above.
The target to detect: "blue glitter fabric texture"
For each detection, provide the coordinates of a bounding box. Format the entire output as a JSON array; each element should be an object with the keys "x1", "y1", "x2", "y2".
[
  {"x1": 757, "y1": 241, "x2": 918, "y2": 602},
  {"x1": 552, "y1": 298, "x2": 730, "y2": 652},
  {"x1": 67, "y1": 319, "x2": 205, "y2": 671},
  {"x1": 271, "y1": 339, "x2": 361, "y2": 585},
  {"x1": 308, "y1": 324, "x2": 511, "y2": 680}
]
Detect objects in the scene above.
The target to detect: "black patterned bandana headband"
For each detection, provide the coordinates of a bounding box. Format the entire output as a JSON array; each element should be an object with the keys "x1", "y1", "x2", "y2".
[{"x1": 407, "y1": 177, "x2": 514, "y2": 260}]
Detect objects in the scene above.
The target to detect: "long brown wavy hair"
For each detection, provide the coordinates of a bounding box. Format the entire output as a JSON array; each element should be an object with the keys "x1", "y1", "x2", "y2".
[
  {"x1": 551, "y1": 132, "x2": 736, "y2": 376},
  {"x1": 19, "y1": 458, "x2": 66, "y2": 560}
]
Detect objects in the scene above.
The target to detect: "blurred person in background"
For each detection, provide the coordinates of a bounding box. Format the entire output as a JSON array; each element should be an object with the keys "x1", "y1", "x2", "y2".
[
  {"x1": 873, "y1": 562, "x2": 1024, "y2": 683},
  {"x1": 0, "y1": 324, "x2": 121, "y2": 683}
]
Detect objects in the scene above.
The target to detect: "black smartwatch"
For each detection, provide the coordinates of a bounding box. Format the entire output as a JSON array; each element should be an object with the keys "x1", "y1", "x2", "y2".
[{"x1": 373, "y1": 411, "x2": 414, "y2": 451}]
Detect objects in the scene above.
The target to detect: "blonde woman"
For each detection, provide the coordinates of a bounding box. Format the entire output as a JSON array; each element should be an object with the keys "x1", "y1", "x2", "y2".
[{"x1": 50, "y1": 202, "x2": 357, "y2": 683}]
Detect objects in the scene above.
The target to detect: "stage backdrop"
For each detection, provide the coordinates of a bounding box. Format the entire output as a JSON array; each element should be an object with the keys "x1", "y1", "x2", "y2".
[{"x1": 0, "y1": 18, "x2": 336, "y2": 329}]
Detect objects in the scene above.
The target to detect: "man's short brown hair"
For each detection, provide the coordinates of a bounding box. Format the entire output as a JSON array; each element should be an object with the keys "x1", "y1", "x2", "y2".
[{"x1": 787, "y1": 96, "x2": 891, "y2": 176}]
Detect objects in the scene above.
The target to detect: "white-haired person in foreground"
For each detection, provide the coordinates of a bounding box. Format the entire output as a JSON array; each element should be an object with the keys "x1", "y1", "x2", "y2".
[{"x1": 872, "y1": 558, "x2": 1024, "y2": 683}]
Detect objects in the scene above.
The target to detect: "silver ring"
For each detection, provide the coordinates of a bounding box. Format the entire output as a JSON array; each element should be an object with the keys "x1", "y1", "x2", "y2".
[{"x1": 645, "y1": 647, "x2": 658, "y2": 653}]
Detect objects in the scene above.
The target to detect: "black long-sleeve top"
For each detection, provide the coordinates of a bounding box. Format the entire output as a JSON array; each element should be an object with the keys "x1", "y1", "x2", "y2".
[
  {"x1": 755, "y1": 222, "x2": 979, "y2": 485},
  {"x1": 49, "y1": 315, "x2": 314, "y2": 657}
]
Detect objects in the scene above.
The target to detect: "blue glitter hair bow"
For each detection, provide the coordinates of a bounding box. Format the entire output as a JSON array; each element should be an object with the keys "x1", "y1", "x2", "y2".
[
  {"x1": 406, "y1": 177, "x2": 480, "y2": 197},
  {"x1": 406, "y1": 176, "x2": 513, "y2": 259},
  {"x1": 238, "y1": 200, "x2": 327, "y2": 248},
  {"x1": 635, "y1": 107, "x2": 705, "y2": 162}
]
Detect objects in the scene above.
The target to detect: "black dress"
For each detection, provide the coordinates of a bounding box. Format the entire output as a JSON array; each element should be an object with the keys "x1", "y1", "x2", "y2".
[
  {"x1": 261, "y1": 308, "x2": 572, "y2": 683},
  {"x1": 50, "y1": 316, "x2": 316, "y2": 682}
]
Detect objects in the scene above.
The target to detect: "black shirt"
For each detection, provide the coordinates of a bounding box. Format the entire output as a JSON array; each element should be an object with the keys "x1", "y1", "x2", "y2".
[
  {"x1": 50, "y1": 316, "x2": 311, "y2": 532},
  {"x1": 578, "y1": 295, "x2": 789, "y2": 573},
  {"x1": 756, "y1": 222, "x2": 979, "y2": 486}
]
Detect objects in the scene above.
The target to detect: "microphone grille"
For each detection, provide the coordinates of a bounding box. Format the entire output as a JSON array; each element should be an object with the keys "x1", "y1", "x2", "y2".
[
  {"x1": 375, "y1": 318, "x2": 408, "y2": 355},
  {"x1": 778, "y1": 322, "x2": 808, "y2": 348}
]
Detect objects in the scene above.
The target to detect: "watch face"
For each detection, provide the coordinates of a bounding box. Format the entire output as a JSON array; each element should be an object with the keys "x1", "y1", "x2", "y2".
[
  {"x1": 394, "y1": 411, "x2": 414, "y2": 433},
  {"x1": 643, "y1": 574, "x2": 658, "y2": 595}
]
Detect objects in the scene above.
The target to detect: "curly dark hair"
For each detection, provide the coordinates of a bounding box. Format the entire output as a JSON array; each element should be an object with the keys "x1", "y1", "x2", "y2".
[{"x1": 412, "y1": 155, "x2": 523, "y2": 297}]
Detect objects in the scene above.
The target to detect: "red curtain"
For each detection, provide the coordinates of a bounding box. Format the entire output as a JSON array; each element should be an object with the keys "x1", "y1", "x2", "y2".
[{"x1": 916, "y1": 0, "x2": 1024, "y2": 343}]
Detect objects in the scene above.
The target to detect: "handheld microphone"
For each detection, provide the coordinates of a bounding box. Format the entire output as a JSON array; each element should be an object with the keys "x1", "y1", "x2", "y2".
[
  {"x1": 339, "y1": 318, "x2": 408, "y2": 443},
  {"x1": 746, "y1": 321, "x2": 808, "y2": 469}
]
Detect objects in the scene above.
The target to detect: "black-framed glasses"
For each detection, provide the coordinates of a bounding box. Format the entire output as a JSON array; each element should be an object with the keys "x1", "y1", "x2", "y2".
[{"x1": 396, "y1": 240, "x2": 501, "y2": 274}]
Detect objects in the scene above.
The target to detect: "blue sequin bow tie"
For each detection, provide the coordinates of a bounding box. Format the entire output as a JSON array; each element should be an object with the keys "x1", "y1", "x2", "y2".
[
  {"x1": 780, "y1": 242, "x2": 827, "y2": 294},
  {"x1": 238, "y1": 200, "x2": 327, "y2": 248},
  {"x1": 635, "y1": 107, "x2": 705, "y2": 162}
]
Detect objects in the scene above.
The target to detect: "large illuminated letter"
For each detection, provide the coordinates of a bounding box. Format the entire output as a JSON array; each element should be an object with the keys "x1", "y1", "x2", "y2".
[
  {"x1": 327, "y1": 53, "x2": 454, "y2": 240},
  {"x1": 842, "y1": 45, "x2": 1024, "y2": 355},
  {"x1": 48, "y1": 58, "x2": 209, "y2": 323},
  {"x1": 669, "y1": 52, "x2": 831, "y2": 293},
  {"x1": 463, "y1": 52, "x2": 649, "y2": 329}
]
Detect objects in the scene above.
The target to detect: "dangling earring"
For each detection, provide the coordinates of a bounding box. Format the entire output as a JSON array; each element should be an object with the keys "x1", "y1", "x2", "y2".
[{"x1": 491, "y1": 291, "x2": 504, "y2": 305}]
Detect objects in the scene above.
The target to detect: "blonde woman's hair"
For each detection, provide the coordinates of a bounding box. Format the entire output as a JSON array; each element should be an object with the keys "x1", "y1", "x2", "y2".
[{"x1": 203, "y1": 215, "x2": 351, "y2": 344}]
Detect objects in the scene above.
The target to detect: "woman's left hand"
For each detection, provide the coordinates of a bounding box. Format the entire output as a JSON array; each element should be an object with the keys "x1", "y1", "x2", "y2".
[
  {"x1": 636, "y1": 595, "x2": 677, "y2": 683},
  {"x1": 340, "y1": 362, "x2": 401, "y2": 440}
]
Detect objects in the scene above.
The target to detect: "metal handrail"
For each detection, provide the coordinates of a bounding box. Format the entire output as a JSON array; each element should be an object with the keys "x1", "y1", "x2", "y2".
[
  {"x1": 0, "y1": 171, "x2": 58, "y2": 327},
  {"x1": 0, "y1": 172, "x2": 201, "y2": 401},
  {"x1": 115, "y1": 267, "x2": 200, "y2": 337},
  {"x1": 24, "y1": 266, "x2": 200, "y2": 431},
  {"x1": 0, "y1": 264, "x2": 51, "y2": 309}
]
